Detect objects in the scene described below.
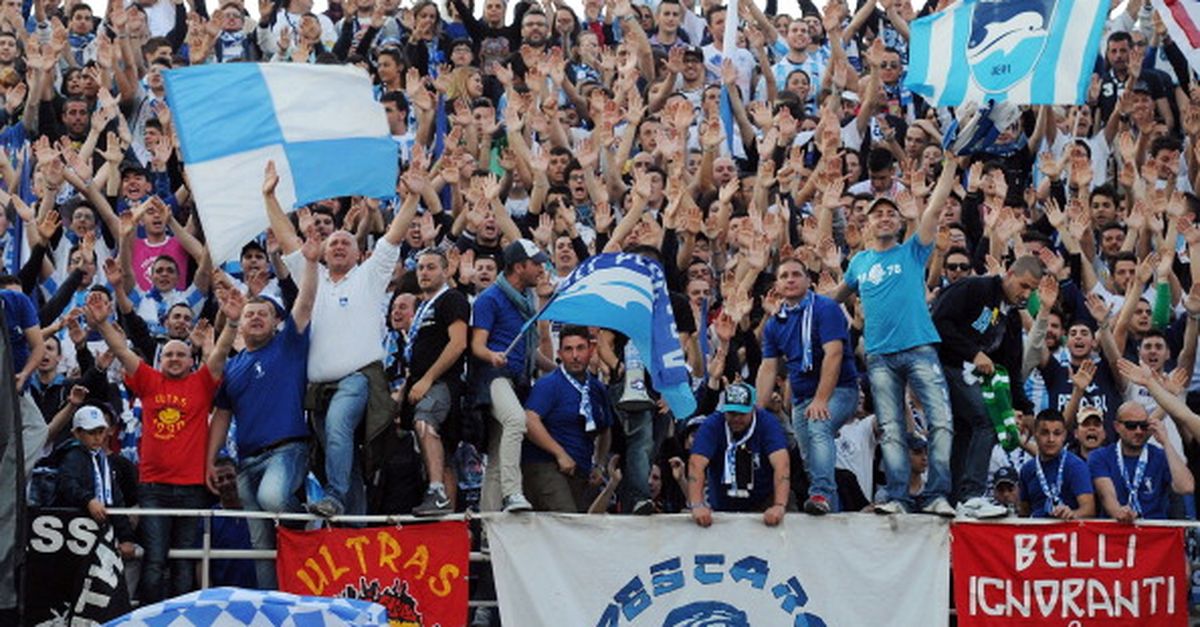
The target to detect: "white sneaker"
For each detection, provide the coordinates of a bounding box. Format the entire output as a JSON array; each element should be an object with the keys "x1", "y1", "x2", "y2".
[
  {"x1": 874, "y1": 500, "x2": 907, "y2": 515},
  {"x1": 502, "y1": 493, "x2": 533, "y2": 513},
  {"x1": 921, "y1": 497, "x2": 956, "y2": 517},
  {"x1": 956, "y1": 496, "x2": 1008, "y2": 519}
]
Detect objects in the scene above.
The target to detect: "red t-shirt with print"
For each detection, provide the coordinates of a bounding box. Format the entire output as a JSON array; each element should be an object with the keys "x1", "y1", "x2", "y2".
[{"x1": 126, "y1": 362, "x2": 219, "y2": 485}]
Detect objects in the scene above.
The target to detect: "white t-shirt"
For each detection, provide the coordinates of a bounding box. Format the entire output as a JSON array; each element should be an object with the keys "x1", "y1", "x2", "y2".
[
  {"x1": 283, "y1": 237, "x2": 400, "y2": 382},
  {"x1": 836, "y1": 414, "x2": 877, "y2": 503}
]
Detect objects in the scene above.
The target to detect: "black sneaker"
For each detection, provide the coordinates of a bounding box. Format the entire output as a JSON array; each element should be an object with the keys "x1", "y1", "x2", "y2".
[
  {"x1": 413, "y1": 487, "x2": 452, "y2": 517},
  {"x1": 803, "y1": 495, "x2": 831, "y2": 515},
  {"x1": 632, "y1": 499, "x2": 655, "y2": 515}
]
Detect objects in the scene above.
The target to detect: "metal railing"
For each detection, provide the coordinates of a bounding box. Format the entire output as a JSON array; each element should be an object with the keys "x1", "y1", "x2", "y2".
[{"x1": 103, "y1": 507, "x2": 498, "y2": 608}]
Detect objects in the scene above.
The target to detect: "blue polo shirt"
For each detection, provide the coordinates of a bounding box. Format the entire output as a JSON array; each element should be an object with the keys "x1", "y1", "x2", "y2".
[
  {"x1": 761, "y1": 293, "x2": 857, "y2": 400},
  {"x1": 1019, "y1": 452, "x2": 1093, "y2": 518},
  {"x1": 214, "y1": 316, "x2": 310, "y2": 456},
  {"x1": 522, "y1": 368, "x2": 612, "y2": 472},
  {"x1": 471, "y1": 284, "x2": 529, "y2": 378},
  {"x1": 0, "y1": 288, "x2": 37, "y2": 374},
  {"x1": 1088, "y1": 443, "x2": 1173, "y2": 520},
  {"x1": 691, "y1": 410, "x2": 788, "y2": 512},
  {"x1": 845, "y1": 236, "x2": 941, "y2": 354}
]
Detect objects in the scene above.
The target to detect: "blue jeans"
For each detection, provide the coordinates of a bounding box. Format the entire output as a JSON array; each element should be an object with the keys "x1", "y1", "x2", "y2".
[
  {"x1": 238, "y1": 440, "x2": 308, "y2": 588},
  {"x1": 865, "y1": 345, "x2": 953, "y2": 510},
  {"x1": 137, "y1": 483, "x2": 210, "y2": 603},
  {"x1": 792, "y1": 385, "x2": 859, "y2": 511},
  {"x1": 945, "y1": 365, "x2": 995, "y2": 504},
  {"x1": 610, "y1": 382, "x2": 669, "y2": 508},
  {"x1": 314, "y1": 373, "x2": 368, "y2": 515}
]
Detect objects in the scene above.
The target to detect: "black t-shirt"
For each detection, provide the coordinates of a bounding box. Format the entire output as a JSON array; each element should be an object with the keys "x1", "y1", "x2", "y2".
[{"x1": 408, "y1": 288, "x2": 471, "y2": 383}]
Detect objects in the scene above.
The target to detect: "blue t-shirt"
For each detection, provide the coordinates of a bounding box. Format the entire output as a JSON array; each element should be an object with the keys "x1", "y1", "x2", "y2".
[
  {"x1": 0, "y1": 288, "x2": 37, "y2": 373},
  {"x1": 1019, "y1": 451, "x2": 1093, "y2": 518},
  {"x1": 214, "y1": 317, "x2": 310, "y2": 456},
  {"x1": 522, "y1": 369, "x2": 612, "y2": 471},
  {"x1": 691, "y1": 409, "x2": 788, "y2": 512},
  {"x1": 761, "y1": 293, "x2": 857, "y2": 400},
  {"x1": 471, "y1": 284, "x2": 529, "y2": 378},
  {"x1": 845, "y1": 237, "x2": 941, "y2": 354},
  {"x1": 1088, "y1": 443, "x2": 1173, "y2": 520},
  {"x1": 1040, "y1": 358, "x2": 1122, "y2": 441}
]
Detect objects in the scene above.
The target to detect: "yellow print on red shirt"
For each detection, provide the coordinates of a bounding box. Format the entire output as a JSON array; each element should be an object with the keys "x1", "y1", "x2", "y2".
[{"x1": 150, "y1": 394, "x2": 189, "y2": 439}]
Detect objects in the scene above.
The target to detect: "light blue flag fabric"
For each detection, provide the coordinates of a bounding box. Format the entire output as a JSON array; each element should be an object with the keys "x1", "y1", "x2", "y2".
[
  {"x1": 106, "y1": 587, "x2": 388, "y2": 626},
  {"x1": 164, "y1": 63, "x2": 398, "y2": 264},
  {"x1": 905, "y1": 0, "x2": 1106, "y2": 106},
  {"x1": 538, "y1": 253, "x2": 697, "y2": 419}
]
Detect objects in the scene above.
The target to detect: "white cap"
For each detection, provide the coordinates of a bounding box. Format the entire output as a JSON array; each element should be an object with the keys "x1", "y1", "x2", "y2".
[{"x1": 72, "y1": 406, "x2": 108, "y2": 431}]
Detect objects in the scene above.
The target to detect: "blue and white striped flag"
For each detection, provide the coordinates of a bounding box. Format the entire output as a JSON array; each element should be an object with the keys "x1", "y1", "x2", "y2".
[
  {"x1": 164, "y1": 64, "x2": 398, "y2": 264},
  {"x1": 905, "y1": 0, "x2": 1107, "y2": 106},
  {"x1": 539, "y1": 253, "x2": 697, "y2": 419}
]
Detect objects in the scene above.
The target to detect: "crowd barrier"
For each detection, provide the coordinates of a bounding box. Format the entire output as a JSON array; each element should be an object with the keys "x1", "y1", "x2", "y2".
[{"x1": 24, "y1": 507, "x2": 1200, "y2": 626}]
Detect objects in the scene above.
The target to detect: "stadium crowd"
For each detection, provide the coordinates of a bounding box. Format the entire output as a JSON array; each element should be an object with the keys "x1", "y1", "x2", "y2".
[{"x1": 5, "y1": 0, "x2": 1200, "y2": 619}]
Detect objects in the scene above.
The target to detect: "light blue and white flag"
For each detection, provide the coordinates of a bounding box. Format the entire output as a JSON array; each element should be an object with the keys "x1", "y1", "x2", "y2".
[
  {"x1": 906, "y1": 0, "x2": 1107, "y2": 106},
  {"x1": 539, "y1": 252, "x2": 697, "y2": 419},
  {"x1": 164, "y1": 64, "x2": 398, "y2": 264},
  {"x1": 107, "y1": 587, "x2": 388, "y2": 626},
  {"x1": 941, "y1": 99, "x2": 1023, "y2": 156}
]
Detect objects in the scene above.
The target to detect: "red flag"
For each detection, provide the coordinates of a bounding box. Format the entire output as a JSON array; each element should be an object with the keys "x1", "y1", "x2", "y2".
[
  {"x1": 276, "y1": 522, "x2": 469, "y2": 626},
  {"x1": 952, "y1": 521, "x2": 1187, "y2": 627}
]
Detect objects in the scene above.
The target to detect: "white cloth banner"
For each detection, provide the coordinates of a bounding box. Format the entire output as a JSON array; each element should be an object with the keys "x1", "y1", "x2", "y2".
[{"x1": 484, "y1": 513, "x2": 950, "y2": 626}]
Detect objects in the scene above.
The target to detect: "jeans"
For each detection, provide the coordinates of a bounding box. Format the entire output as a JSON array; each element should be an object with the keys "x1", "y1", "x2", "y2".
[
  {"x1": 238, "y1": 440, "x2": 308, "y2": 589},
  {"x1": 137, "y1": 483, "x2": 210, "y2": 603},
  {"x1": 480, "y1": 377, "x2": 527, "y2": 511},
  {"x1": 865, "y1": 344, "x2": 953, "y2": 510},
  {"x1": 314, "y1": 373, "x2": 368, "y2": 515},
  {"x1": 945, "y1": 365, "x2": 996, "y2": 504},
  {"x1": 610, "y1": 382, "x2": 670, "y2": 508},
  {"x1": 792, "y1": 385, "x2": 859, "y2": 511}
]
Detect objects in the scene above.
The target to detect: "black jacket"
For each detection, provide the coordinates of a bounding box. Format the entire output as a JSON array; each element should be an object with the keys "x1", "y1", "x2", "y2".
[
  {"x1": 53, "y1": 440, "x2": 136, "y2": 543},
  {"x1": 931, "y1": 275, "x2": 1031, "y2": 412}
]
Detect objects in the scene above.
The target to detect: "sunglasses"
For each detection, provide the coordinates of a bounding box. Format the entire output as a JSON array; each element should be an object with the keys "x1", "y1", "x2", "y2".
[
  {"x1": 1119, "y1": 420, "x2": 1150, "y2": 431},
  {"x1": 945, "y1": 263, "x2": 971, "y2": 271}
]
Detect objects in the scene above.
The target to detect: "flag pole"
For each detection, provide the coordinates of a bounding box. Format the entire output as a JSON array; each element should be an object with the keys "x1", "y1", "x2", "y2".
[{"x1": 500, "y1": 287, "x2": 563, "y2": 358}]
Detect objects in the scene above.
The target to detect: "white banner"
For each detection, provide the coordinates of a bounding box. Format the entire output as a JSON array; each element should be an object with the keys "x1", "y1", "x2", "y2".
[{"x1": 484, "y1": 513, "x2": 950, "y2": 627}]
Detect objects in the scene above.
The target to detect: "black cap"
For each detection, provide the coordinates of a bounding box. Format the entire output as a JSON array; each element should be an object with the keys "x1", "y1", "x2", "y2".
[
  {"x1": 502, "y1": 239, "x2": 549, "y2": 267},
  {"x1": 119, "y1": 159, "x2": 150, "y2": 180},
  {"x1": 241, "y1": 239, "x2": 267, "y2": 257},
  {"x1": 1131, "y1": 80, "x2": 1152, "y2": 94},
  {"x1": 993, "y1": 466, "x2": 1018, "y2": 487},
  {"x1": 682, "y1": 45, "x2": 704, "y2": 60},
  {"x1": 907, "y1": 433, "x2": 928, "y2": 451}
]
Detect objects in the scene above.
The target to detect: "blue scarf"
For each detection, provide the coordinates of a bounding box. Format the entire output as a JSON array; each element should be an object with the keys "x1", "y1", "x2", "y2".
[
  {"x1": 778, "y1": 291, "x2": 816, "y2": 372},
  {"x1": 496, "y1": 274, "x2": 538, "y2": 379},
  {"x1": 68, "y1": 32, "x2": 94, "y2": 65}
]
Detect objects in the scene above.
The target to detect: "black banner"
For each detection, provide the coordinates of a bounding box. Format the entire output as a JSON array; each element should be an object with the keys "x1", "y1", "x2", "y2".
[{"x1": 24, "y1": 509, "x2": 130, "y2": 625}]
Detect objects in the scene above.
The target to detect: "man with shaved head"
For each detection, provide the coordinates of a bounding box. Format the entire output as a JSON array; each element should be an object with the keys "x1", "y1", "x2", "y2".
[
  {"x1": 265, "y1": 162, "x2": 420, "y2": 517},
  {"x1": 84, "y1": 282, "x2": 241, "y2": 603}
]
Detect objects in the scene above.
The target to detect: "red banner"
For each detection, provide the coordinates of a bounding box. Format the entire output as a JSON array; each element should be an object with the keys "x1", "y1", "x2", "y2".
[
  {"x1": 276, "y1": 521, "x2": 469, "y2": 627},
  {"x1": 952, "y1": 522, "x2": 1187, "y2": 626}
]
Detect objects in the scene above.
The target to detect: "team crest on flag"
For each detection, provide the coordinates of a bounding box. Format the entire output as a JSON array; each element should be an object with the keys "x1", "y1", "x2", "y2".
[{"x1": 967, "y1": 0, "x2": 1054, "y2": 93}]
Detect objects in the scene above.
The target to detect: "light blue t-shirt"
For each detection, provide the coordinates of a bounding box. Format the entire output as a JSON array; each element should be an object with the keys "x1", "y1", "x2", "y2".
[{"x1": 845, "y1": 236, "x2": 941, "y2": 355}]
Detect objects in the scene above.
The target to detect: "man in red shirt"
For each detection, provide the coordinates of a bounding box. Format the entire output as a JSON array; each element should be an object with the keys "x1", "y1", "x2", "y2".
[{"x1": 84, "y1": 283, "x2": 241, "y2": 603}]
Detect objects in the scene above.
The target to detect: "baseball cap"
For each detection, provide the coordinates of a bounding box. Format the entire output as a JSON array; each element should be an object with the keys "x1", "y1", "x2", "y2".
[
  {"x1": 719, "y1": 382, "x2": 756, "y2": 414},
  {"x1": 992, "y1": 466, "x2": 1018, "y2": 488},
  {"x1": 865, "y1": 196, "x2": 900, "y2": 216},
  {"x1": 1078, "y1": 406, "x2": 1104, "y2": 424},
  {"x1": 241, "y1": 239, "x2": 267, "y2": 258},
  {"x1": 840, "y1": 90, "x2": 861, "y2": 103},
  {"x1": 503, "y1": 239, "x2": 549, "y2": 267},
  {"x1": 72, "y1": 405, "x2": 109, "y2": 431},
  {"x1": 682, "y1": 45, "x2": 704, "y2": 60},
  {"x1": 1131, "y1": 80, "x2": 1152, "y2": 94},
  {"x1": 907, "y1": 433, "x2": 928, "y2": 451}
]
